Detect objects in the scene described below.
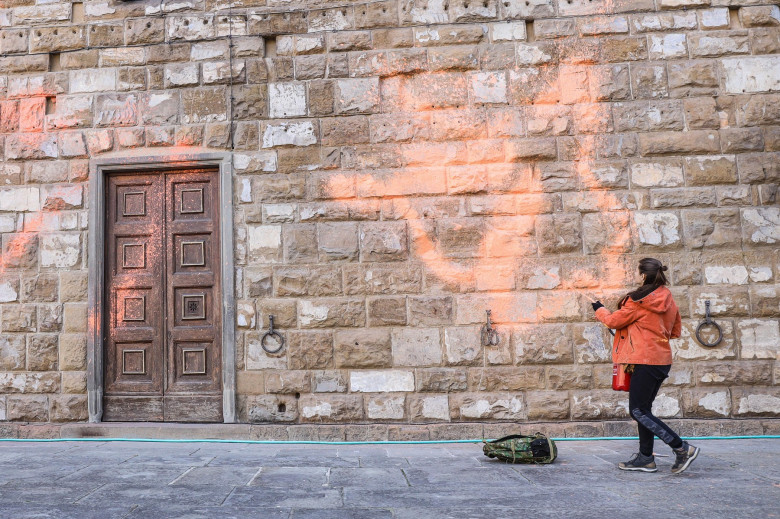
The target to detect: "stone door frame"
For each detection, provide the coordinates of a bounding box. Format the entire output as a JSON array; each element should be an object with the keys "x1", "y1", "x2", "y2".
[{"x1": 87, "y1": 149, "x2": 236, "y2": 423}]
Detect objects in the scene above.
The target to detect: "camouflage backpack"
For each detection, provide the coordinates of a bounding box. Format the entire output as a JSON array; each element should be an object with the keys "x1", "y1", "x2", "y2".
[{"x1": 483, "y1": 433, "x2": 558, "y2": 464}]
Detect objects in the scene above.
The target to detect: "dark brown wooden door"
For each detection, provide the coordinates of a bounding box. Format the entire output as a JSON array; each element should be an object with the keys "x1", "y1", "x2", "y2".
[{"x1": 104, "y1": 169, "x2": 222, "y2": 422}]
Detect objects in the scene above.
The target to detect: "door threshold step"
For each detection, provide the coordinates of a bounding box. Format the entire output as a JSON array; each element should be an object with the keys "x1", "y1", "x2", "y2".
[{"x1": 61, "y1": 422, "x2": 253, "y2": 441}]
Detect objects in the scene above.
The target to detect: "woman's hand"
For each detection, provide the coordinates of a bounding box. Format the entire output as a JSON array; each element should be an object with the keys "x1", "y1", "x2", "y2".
[{"x1": 592, "y1": 301, "x2": 604, "y2": 311}]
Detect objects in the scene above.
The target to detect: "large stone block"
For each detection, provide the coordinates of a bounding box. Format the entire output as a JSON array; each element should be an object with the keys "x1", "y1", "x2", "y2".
[
  {"x1": 343, "y1": 264, "x2": 422, "y2": 295},
  {"x1": 0, "y1": 187, "x2": 39, "y2": 212},
  {"x1": 450, "y1": 392, "x2": 526, "y2": 420},
  {"x1": 181, "y1": 87, "x2": 227, "y2": 124},
  {"x1": 244, "y1": 395, "x2": 299, "y2": 423},
  {"x1": 1, "y1": 304, "x2": 37, "y2": 333},
  {"x1": 682, "y1": 208, "x2": 741, "y2": 249},
  {"x1": 696, "y1": 360, "x2": 773, "y2": 386},
  {"x1": 571, "y1": 391, "x2": 629, "y2": 420},
  {"x1": 633, "y1": 212, "x2": 681, "y2": 249},
  {"x1": 0, "y1": 335, "x2": 25, "y2": 371},
  {"x1": 723, "y1": 55, "x2": 780, "y2": 94},
  {"x1": 298, "y1": 298, "x2": 365, "y2": 328},
  {"x1": 683, "y1": 389, "x2": 732, "y2": 418},
  {"x1": 416, "y1": 368, "x2": 468, "y2": 392},
  {"x1": 27, "y1": 334, "x2": 58, "y2": 371},
  {"x1": 49, "y1": 395, "x2": 87, "y2": 422},
  {"x1": 691, "y1": 286, "x2": 751, "y2": 317},
  {"x1": 690, "y1": 32, "x2": 750, "y2": 57},
  {"x1": 245, "y1": 332, "x2": 288, "y2": 370},
  {"x1": 737, "y1": 319, "x2": 780, "y2": 359},
  {"x1": 334, "y1": 329, "x2": 392, "y2": 368},
  {"x1": 367, "y1": 296, "x2": 407, "y2": 326},
  {"x1": 299, "y1": 395, "x2": 364, "y2": 423},
  {"x1": 39, "y1": 233, "x2": 81, "y2": 268},
  {"x1": 526, "y1": 391, "x2": 570, "y2": 420},
  {"x1": 582, "y1": 212, "x2": 632, "y2": 254},
  {"x1": 573, "y1": 323, "x2": 611, "y2": 363},
  {"x1": 407, "y1": 296, "x2": 453, "y2": 326},
  {"x1": 513, "y1": 324, "x2": 574, "y2": 364},
  {"x1": 7, "y1": 395, "x2": 49, "y2": 422},
  {"x1": 366, "y1": 394, "x2": 406, "y2": 420},
  {"x1": 287, "y1": 331, "x2": 333, "y2": 370},
  {"x1": 391, "y1": 328, "x2": 442, "y2": 367},
  {"x1": 731, "y1": 388, "x2": 780, "y2": 417},
  {"x1": 5, "y1": 133, "x2": 58, "y2": 160},
  {"x1": 312, "y1": 370, "x2": 348, "y2": 393},
  {"x1": 671, "y1": 320, "x2": 736, "y2": 361},
  {"x1": 265, "y1": 370, "x2": 311, "y2": 394},
  {"x1": 282, "y1": 224, "x2": 318, "y2": 263},
  {"x1": 350, "y1": 370, "x2": 414, "y2": 392},
  {"x1": 630, "y1": 160, "x2": 684, "y2": 188},
  {"x1": 359, "y1": 222, "x2": 408, "y2": 262},
  {"x1": 70, "y1": 68, "x2": 116, "y2": 93},
  {"x1": 409, "y1": 394, "x2": 450, "y2": 421},
  {"x1": 741, "y1": 208, "x2": 780, "y2": 245},
  {"x1": 638, "y1": 130, "x2": 720, "y2": 156},
  {"x1": 59, "y1": 334, "x2": 86, "y2": 371},
  {"x1": 0, "y1": 372, "x2": 60, "y2": 394},
  {"x1": 443, "y1": 326, "x2": 483, "y2": 366},
  {"x1": 535, "y1": 214, "x2": 582, "y2": 254},
  {"x1": 268, "y1": 82, "x2": 306, "y2": 119}
]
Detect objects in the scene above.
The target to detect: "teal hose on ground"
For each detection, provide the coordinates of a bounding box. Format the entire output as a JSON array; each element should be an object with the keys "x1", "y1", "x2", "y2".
[{"x1": 0, "y1": 435, "x2": 778, "y2": 445}]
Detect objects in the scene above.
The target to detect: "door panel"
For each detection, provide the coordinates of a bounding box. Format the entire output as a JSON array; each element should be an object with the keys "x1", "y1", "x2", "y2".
[
  {"x1": 104, "y1": 175, "x2": 164, "y2": 415},
  {"x1": 164, "y1": 172, "x2": 222, "y2": 420},
  {"x1": 104, "y1": 169, "x2": 221, "y2": 422}
]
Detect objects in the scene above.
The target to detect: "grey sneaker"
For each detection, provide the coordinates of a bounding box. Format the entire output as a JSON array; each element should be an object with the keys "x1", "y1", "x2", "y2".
[
  {"x1": 671, "y1": 443, "x2": 700, "y2": 474},
  {"x1": 618, "y1": 453, "x2": 657, "y2": 472}
]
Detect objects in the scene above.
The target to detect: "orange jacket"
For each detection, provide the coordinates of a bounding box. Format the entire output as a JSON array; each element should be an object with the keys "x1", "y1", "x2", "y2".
[{"x1": 595, "y1": 286, "x2": 681, "y2": 365}]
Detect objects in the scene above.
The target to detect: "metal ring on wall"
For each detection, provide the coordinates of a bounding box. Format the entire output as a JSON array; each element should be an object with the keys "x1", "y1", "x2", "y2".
[
  {"x1": 695, "y1": 300, "x2": 723, "y2": 348},
  {"x1": 261, "y1": 315, "x2": 285, "y2": 354}
]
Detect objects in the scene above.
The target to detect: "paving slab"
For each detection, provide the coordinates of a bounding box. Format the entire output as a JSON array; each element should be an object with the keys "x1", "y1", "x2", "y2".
[{"x1": 0, "y1": 439, "x2": 777, "y2": 518}]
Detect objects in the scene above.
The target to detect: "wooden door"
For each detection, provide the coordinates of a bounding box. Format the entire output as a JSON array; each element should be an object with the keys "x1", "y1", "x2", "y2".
[{"x1": 103, "y1": 169, "x2": 222, "y2": 422}]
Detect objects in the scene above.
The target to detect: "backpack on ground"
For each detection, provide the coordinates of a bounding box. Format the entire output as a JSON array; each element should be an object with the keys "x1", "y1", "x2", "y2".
[{"x1": 482, "y1": 433, "x2": 558, "y2": 464}]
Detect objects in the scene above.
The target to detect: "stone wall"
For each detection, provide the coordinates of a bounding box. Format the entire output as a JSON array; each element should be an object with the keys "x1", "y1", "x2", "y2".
[{"x1": 0, "y1": 0, "x2": 778, "y2": 429}]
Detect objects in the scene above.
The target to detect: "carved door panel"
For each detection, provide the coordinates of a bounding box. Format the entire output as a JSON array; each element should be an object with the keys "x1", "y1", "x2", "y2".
[
  {"x1": 103, "y1": 169, "x2": 221, "y2": 422},
  {"x1": 163, "y1": 171, "x2": 222, "y2": 421}
]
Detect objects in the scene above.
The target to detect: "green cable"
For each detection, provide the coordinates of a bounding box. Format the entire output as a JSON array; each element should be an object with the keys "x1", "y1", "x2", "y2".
[{"x1": 0, "y1": 435, "x2": 778, "y2": 445}]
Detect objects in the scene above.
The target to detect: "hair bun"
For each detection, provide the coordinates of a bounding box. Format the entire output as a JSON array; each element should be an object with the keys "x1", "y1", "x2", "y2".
[{"x1": 661, "y1": 265, "x2": 668, "y2": 272}]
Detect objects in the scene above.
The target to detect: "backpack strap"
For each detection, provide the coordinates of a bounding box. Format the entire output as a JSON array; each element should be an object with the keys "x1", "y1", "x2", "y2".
[{"x1": 488, "y1": 434, "x2": 535, "y2": 444}]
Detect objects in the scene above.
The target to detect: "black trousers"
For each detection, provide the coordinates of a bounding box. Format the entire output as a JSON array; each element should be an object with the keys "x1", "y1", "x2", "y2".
[{"x1": 628, "y1": 364, "x2": 684, "y2": 456}]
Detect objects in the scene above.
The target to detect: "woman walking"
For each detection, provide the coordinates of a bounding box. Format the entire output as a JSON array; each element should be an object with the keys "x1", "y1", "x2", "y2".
[{"x1": 591, "y1": 258, "x2": 700, "y2": 474}]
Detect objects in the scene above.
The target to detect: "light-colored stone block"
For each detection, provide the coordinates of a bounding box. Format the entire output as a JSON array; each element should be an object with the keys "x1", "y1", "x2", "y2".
[
  {"x1": 649, "y1": 34, "x2": 687, "y2": 59},
  {"x1": 0, "y1": 187, "x2": 39, "y2": 212},
  {"x1": 738, "y1": 319, "x2": 780, "y2": 359},
  {"x1": 630, "y1": 161, "x2": 684, "y2": 187},
  {"x1": 470, "y1": 71, "x2": 508, "y2": 104},
  {"x1": 490, "y1": 21, "x2": 527, "y2": 42},
  {"x1": 722, "y1": 56, "x2": 780, "y2": 94},
  {"x1": 634, "y1": 212, "x2": 681, "y2": 247},
  {"x1": 269, "y1": 82, "x2": 307, "y2": 119},
  {"x1": 70, "y1": 68, "x2": 115, "y2": 93},
  {"x1": 392, "y1": 328, "x2": 442, "y2": 367},
  {"x1": 366, "y1": 395, "x2": 405, "y2": 419},
  {"x1": 40, "y1": 233, "x2": 81, "y2": 268},
  {"x1": 704, "y1": 266, "x2": 749, "y2": 285},
  {"x1": 350, "y1": 370, "x2": 415, "y2": 392},
  {"x1": 262, "y1": 121, "x2": 317, "y2": 148}
]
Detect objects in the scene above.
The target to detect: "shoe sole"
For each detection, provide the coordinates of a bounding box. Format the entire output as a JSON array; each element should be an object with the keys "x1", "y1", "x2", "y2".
[
  {"x1": 671, "y1": 446, "x2": 700, "y2": 474},
  {"x1": 618, "y1": 465, "x2": 658, "y2": 473}
]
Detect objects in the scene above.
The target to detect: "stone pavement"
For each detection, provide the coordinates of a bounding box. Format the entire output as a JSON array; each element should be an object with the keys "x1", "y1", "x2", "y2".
[{"x1": 0, "y1": 439, "x2": 777, "y2": 519}]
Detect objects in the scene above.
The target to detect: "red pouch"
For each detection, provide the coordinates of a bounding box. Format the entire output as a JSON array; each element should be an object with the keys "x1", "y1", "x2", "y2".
[{"x1": 612, "y1": 363, "x2": 631, "y2": 392}]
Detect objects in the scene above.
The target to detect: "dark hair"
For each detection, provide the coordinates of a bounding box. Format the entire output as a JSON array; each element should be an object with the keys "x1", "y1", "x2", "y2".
[
  {"x1": 622, "y1": 258, "x2": 669, "y2": 305},
  {"x1": 639, "y1": 257, "x2": 669, "y2": 287}
]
